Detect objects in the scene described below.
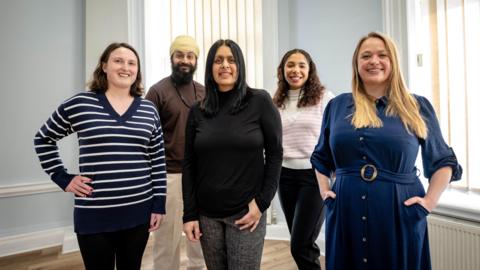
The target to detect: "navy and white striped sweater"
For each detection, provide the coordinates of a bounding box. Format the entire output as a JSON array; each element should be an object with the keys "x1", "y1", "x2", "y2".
[{"x1": 34, "y1": 92, "x2": 167, "y2": 234}]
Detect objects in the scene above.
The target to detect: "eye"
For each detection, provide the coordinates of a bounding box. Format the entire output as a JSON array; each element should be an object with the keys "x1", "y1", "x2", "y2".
[
  {"x1": 227, "y1": 57, "x2": 236, "y2": 64},
  {"x1": 214, "y1": 58, "x2": 222, "y2": 64}
]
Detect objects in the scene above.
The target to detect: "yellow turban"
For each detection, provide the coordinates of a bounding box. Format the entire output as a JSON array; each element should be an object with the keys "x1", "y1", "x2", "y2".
[{"x1": 169, "y1": 35, "x2": 199, "y2": 57}]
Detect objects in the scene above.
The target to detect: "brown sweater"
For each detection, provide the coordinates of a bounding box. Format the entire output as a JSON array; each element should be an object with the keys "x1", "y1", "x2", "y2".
[{"x1": 145, "y1": 77, "x2": 205, "y2": 173}]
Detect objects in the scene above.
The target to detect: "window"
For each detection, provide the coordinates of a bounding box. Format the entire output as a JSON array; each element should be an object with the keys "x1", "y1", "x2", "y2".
[
  {"x1": 143, "y1": 0, "x2": 275, "y2": 223},
  {"x1": 144, "y1": 0, "x2": 264, "y2": 90},
  {"x1": 407, "y1": 0, "x2": 480, "y2": 192}
]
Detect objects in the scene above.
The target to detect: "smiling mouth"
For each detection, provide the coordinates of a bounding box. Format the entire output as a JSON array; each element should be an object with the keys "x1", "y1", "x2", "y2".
[
  {"x1": 366, "y1": 68, "x2": 383, "y2": 74},
  {"x1": 288, "y1": 76, "x2": 303, "y2": 81},
  {"x1": 219, "y1": 72, "x2": 231, "y2": 77}
]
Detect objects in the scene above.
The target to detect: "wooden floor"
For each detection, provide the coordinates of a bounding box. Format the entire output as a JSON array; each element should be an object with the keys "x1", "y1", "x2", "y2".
[{"x1": 0, "y1": 238, "x2": 325, "y2": 270}]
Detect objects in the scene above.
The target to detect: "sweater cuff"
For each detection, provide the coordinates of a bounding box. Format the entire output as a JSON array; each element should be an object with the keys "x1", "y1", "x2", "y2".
[
  {"x1": 152, "y1": 195, "x2": 166, "y2": 214},
  {"x1": 183, "y1": 213, "x2": 199, "y2": 223},
  {"x1": 255, "y1": 197, "x2": 269, "y2": 213},
  {"x1": 51, "y1": 170, "x2": 75, "y2": 191}
]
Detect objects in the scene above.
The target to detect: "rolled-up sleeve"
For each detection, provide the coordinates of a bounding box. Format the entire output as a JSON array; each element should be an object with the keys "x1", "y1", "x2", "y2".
[
  {"x1": 417, "y1": 95, "x2": 462, "y2": 181},
  {"x1": 311, "y1": 100, "x2": 335, "y2": 177}
]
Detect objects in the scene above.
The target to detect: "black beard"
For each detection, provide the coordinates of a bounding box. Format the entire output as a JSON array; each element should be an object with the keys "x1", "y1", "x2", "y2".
[{"x1": 171, "y1": 62, "x2": 197, "y2": 85}]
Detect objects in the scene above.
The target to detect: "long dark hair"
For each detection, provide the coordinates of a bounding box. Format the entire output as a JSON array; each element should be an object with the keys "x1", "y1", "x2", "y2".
[
  {"x1": 88, "y1": 42, "x2": 144, "y2": 97},
  {"x1": 273, "y1": 49, "x2": 325, "y2": 109},
  {"x1": 201, "y1": 39, "x2": 248, "y2": 117}
]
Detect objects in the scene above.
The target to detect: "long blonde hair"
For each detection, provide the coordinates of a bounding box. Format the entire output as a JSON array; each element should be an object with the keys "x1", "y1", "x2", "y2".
[{"x1": 351, "y1": 32, "x2": 427, "y2": 139}]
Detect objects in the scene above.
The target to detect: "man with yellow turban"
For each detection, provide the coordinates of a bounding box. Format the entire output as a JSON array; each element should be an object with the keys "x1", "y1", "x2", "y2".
[{"x1": 146, "y1": 35, "x2": 205, "y2": 270}]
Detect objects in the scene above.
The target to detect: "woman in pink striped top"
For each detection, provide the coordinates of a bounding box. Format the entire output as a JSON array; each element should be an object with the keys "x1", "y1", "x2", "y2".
[{"x1": 273, "y1": 49, "x2": 334, "y2": 270}]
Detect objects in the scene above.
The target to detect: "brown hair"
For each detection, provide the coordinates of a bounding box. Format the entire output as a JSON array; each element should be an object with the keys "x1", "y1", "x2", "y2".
[
  {"x1": 88, "y1": 42, "x2": 144, "y2": 97},
  {"x1": 273, "y1": 49, "x2": 325, "y2": 109}
]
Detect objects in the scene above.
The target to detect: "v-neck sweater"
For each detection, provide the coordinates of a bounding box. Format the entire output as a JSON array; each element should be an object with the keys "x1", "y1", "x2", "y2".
[
  {"x1": 182, "y1": 88, "x2": 283, "y2": 222},
  {"x1": 34, "y1": 91, "x2": 167, "y2": 234}
]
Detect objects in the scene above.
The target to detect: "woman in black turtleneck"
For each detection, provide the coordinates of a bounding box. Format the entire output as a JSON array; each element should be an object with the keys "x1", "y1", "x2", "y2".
[{"x1": 182, "y1": 39, "x2": 283, "y2": 270}]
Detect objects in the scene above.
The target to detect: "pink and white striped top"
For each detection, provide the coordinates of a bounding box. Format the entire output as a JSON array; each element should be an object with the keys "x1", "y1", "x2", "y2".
[{"x1": 279, "y1": 89, "x2": 335, "y2": 169}]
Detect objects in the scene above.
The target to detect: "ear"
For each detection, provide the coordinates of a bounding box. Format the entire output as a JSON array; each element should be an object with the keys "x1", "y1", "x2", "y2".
[{"x1": 102, "y1": 62, "x2": 107, "y2": 73}]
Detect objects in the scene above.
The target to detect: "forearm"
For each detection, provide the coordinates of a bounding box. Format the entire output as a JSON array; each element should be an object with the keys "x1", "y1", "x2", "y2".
[
  {"x1": 425, "y1": 166, "x2": 452, "y2": 206},
  {"x1": 315, "y1": 170, "x2": 331, "y2": 198}
]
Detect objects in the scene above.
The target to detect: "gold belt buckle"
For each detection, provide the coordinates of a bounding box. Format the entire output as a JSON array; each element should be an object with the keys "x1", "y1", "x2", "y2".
[{"x1": 360, "y1": 164, "x2": 377, "y2": 182}]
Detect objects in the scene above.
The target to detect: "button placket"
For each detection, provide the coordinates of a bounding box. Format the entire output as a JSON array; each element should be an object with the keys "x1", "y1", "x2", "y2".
[{"x1": 360, "y1": 181, "x2": 370, "y2": 266}]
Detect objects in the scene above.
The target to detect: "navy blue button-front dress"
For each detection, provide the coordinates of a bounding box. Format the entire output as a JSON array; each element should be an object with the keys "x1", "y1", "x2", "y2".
[{"x1": 311, "y1": 93, "x2": 462, "y2": 270}]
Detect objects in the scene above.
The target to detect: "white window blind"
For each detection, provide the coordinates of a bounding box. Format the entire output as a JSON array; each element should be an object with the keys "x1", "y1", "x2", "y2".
[
  {"x1": 407, "y1": 0, "x2": 480, "y2": 191},
  {"x1": 144, "y1": 0, "x2": 264, "y2": 90}
]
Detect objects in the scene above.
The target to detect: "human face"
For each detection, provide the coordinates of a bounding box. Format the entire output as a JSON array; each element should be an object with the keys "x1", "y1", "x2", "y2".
[
  {"x1": 284, "y1": 53, "x2": 309, "y2": 90},
  {"x1": 357, "y1": 37, "x2": 392, "y2": 95},
  {"x1": 102, "y1": 47, "x2": 138, "y2": 91},
  {"x1": 172, "y1": 50, "x2": 197, "y2": 74},
  {"x1": 212, "y1": 45, "x2": 238, "y2": 92}
]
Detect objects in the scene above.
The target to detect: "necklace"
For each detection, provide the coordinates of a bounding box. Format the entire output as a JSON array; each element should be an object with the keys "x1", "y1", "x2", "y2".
[{"x1": 171, "y1": 77, "x2": 198, "y2": 108}]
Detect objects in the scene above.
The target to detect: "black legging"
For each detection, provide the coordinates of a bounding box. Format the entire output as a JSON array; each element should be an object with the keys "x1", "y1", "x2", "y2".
[
  {"x1": 77, "y1": 223, "x2": 150, "y2": 270},
  {"x1": 278, "y1": 167, "x2": 326, "y2": 270}
]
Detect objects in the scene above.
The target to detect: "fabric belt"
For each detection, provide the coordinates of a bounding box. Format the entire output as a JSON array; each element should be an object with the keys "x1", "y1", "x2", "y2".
[{"x1": 336, "y1": 164, "x2": 418, "y2": 184}]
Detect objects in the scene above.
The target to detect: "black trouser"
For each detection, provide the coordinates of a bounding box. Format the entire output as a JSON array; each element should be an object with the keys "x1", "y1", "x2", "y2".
[
  {"x1": 77, "y1": 223, "x2": 150, "y2": 270},
  {"x1": 278, "y1": 167, "x2": 326, "y2": 270}
]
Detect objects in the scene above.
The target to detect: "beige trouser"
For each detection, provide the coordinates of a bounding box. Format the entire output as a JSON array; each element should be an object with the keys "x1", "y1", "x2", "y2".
[{"x1": 152, "y1": 173, "x2": 205, "y2": 270}]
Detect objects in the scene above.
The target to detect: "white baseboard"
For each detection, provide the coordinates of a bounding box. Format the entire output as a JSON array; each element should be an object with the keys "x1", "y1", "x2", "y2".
[
  {"x1": 266, "y1": 223, "x2": 290, "y2": 241},
  {"x1": 0, "y1": 227, "x2": 65, "y2": 257},
  {"x1": 61, "y1": 227, "x2": 79, "y2": 254}
]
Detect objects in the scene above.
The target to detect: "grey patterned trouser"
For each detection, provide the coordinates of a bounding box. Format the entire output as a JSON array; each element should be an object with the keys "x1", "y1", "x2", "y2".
[{"x1": 199, "y1": 209, "x2": 267, "y2": 270}]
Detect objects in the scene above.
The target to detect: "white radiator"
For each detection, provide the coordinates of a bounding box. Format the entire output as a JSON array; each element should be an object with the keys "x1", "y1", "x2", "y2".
[{"x1": 428, "y1": 214, "x2": 480, "y2": 270}]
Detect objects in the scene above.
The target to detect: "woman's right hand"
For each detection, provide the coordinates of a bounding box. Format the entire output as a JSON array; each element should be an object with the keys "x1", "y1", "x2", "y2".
[
  {"x1": 321, "y1": 190, "x2": 336, "y2": 201},
  {"x1": 183, "y1": 221, "x2": 202, "y2": 242},
  {"x1": 65, "y1": 175, "x2": 93, "y2": 197}
]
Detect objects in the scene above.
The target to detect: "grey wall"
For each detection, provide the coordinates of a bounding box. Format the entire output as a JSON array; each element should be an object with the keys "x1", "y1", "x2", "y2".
[
  {"x1": 85, "y1": 0, "x2": 128, "y2": 82},
  {"x1": 0, "y1": 0, "x2": 384, "y2": 239},
  {"x1": 0, "y1": 0, "x2": 84, "y2": 185},
  {"x1": 277, "y1": 0, "x2": 383, "y2": 94},
  {"x1": 266, "y1": 0, "x2": 384, "y2": 224},
  {"x1": 0, "y1": 0, "x2": 84, "y2": 237},
  {"x1": 0, "y1": 0, "x2": 139, "y2": 239}
]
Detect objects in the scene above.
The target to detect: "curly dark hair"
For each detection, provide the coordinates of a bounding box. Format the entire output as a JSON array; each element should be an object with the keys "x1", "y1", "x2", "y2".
[
  {"x1": 88, "y1": 42, "x2": 144, "y2": 97},
  {"x1": 273, "y1": 49, "x2": 325, "y2": 109}
]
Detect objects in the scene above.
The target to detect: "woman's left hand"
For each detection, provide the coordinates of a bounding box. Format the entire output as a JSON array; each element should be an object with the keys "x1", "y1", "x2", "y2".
[
  {"x1": 149, "y1": 213, "x2": 165, "y2": 232},
  {"x1": 404, "y1": 196, "x2": 435, "y2": 213},
  {"x1": 235, "y1": 199, "x2": 262, "y2": 232}
]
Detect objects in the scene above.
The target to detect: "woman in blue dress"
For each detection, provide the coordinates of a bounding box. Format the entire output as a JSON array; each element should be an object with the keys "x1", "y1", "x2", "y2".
[{"x1": 310, "y1": 32, "x2": 462, "y2": 270}]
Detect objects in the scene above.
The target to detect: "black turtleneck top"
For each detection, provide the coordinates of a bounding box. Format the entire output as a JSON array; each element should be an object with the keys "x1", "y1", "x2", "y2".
[{"x1": 182, "y1": 88, "x2": 283, "y2": 222}]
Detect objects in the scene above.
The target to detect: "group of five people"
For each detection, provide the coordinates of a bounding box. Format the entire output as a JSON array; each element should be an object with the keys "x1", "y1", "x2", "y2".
[{"x1": 34, "y1": 32, "x2": 461, "y2": 270}]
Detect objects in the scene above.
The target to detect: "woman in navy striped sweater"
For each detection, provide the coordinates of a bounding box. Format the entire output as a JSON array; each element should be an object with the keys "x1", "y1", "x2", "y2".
[{"x1": 33, "y1": 43, "x2": 166, "y2": 270}]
